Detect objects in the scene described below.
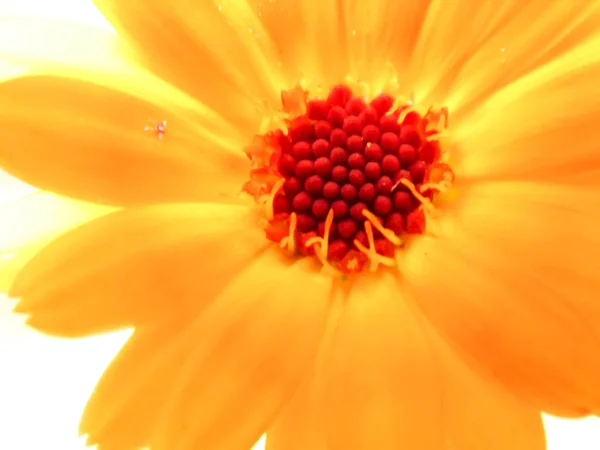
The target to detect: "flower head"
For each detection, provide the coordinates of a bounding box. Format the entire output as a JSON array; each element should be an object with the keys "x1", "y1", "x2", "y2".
[{"x1": 1, "y1": 0, "x2": 600, "y2": 449}]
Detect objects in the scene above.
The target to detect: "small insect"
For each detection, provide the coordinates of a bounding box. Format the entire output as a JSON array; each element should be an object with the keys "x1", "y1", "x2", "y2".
[{"x1": 144, "y1": 119, "x2": 167, "y2": 140}]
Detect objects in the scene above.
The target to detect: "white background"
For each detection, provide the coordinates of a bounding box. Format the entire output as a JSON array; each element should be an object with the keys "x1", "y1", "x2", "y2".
[{"x1": 0, "y1": 0, "x2": 599, "y2": 448}]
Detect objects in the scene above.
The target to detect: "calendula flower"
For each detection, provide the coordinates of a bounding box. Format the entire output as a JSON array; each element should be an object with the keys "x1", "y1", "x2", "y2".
[{"x1": 1, "y1": 1, "x2": 600, "y2": 449}]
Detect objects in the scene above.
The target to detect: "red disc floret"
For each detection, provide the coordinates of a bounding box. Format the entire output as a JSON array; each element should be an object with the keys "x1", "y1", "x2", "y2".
[{"x1": 246, "y1": 84, "x2": 452, "y2": 274}]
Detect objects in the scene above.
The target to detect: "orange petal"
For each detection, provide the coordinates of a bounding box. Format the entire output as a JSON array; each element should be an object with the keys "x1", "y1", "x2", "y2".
[
  {"x1": 254, "y1": 0, "x2": 422, "y2": 87},
  {"x1": 447, "y1": 2, "x2": 600, "y2": 116},
  {"x1": 92, "y1": 0, "x2": 288, "y2": 135},
  {"x1": 337, "y1": 0, "x2": 431, "y2": 89},
  {"x1": 265, "y1": 379, "x2": 329, "y2": 450},
  {"x1": 401, "y1": 0, "x2": 521, "y2": 104},
  {"x1": 401, "y1": 180, "x2": 600, "y2": 416},
  {"x1": 265, "y1": 283, "x2": 345, "y2": 450},
  {"x1": 403, "y1": 1, "x2": 599, "y2": 109},
  {"x1": 432, "y1": 319, "x2": 546, "y2": 450},
  {"x1": 454, "y1": 34, "x2": 600, "y2": 183},
  {"x1": 10, "y1": 203, "x2": 266, "y2": 337},
  {"x1": 266, "y1": 274, "x2": 546, "y2": 450},
  {"x1": 0, "y1": 75, "x2": 249, "y2": 206},
  {"x1": 149, "y1": 250, "x2": 334, "y2": 450},
  {"x1": 250, "y1": 0, "x2": 349, "y2": 86},
  {"x1": 317, "y1": 273, "x2": 446, "y2": 450},
  {"x1": 0, "y1": 190, "x2": 115, "y2": 292},
  {"x1": 80, "y1": 319, "x2": 197, "y2": 449}
]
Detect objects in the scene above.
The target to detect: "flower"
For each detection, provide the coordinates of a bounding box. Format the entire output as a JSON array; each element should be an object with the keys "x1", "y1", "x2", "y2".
[{"x1": 1, "y1": 0, "x2": 600, "y2": 449}]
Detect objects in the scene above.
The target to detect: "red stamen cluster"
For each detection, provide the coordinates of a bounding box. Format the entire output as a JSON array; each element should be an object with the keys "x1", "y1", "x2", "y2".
[{"x1": 245, "y1": 84, "x2": 452, "y2": 273}]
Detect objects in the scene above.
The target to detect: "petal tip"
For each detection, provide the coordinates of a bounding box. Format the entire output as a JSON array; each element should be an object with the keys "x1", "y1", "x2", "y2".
[{"x1": 11, "y1": 300, "x2": 28, "y2": 314}]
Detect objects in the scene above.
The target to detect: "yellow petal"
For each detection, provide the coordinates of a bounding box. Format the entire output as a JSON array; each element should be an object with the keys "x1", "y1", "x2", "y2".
[
  {"x1": 0, "y1": 189, "x2": 115, "y2": 292},
  {"x1": 149, "y1": 250, "x2": 334, "y2": 450},
  {"x1": 317, "y1": 273, "x2": 445, "y2": 450},
  {"x1": 0, "y1": 75, "x2": 249, "y2": 206},
  {"x1": 0, "y1": 19, "x2": 240, "y2": 143},
  {"x1": 454, "y1": 34, "x2": 600, "y2": 183},
  {"x1": 11, "y1": 203, "x2": 267, "y2": 337},
  {"x1": 0, "y1": 60, "x2": 26, "y2": 80},
  {"x1": 401, "y1": 180, "x2": 600, "y2": 416},
  {"x1": 246, "y1": 0, "x2": 305, "y2": 83},
  {"x1": 297, "y1": 0, "x2": 349, "y2": 84},
  {"x1": 0, "y1": 171, "x2": 37, "y2": 204},
  {"x1": 447, "y1": 1, "x2": 600, "y2": 115},
  {"x1": 92, "y1": 0, "x2": 288, "y2": 135},
  {"x1": 0, "y1": 18, "x2": 130, "y2": 81}
]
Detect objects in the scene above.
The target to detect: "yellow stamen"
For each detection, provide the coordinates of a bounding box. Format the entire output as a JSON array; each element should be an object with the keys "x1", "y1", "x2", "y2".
[
  {"x1": 362, "y1": 209, "x2": 403, "y2": 246},
  {"x1": 425, "y1": 106, "x2": 449, "y2": 131},
  {"x1": 419, "y1": 180, "x2": 452, "y2": 194},
  {"x1": 389, "y1": 91, "x2": 415, "y2": 113},
  {"x1": 305, "y1": 209, "x2": 334, "y2": 260},
  {"x1": 321, "y1": 209, "x2": 334, "y2": 258},
  {"x1": 390, "y1": 95, "x2": 411, "y2": 113},
  {"x1": 397, "y1": 106, "x2": 415, "y2": 124},
  {"x1": 353, "y1": 222, "x2": 396, "y2": 272},
  {"x1": 421, "y1": 207, "x2": 440, "y2": 237},
  {"x1": 394, "y1": 179, "x2": 436, "y2": 214},
  {"x1": 312, "y1": 244, "x2": 338, "y2": 275},
  {"x1": 427, "y1": 131, "x2": 447, "y2": 142},
  {"x1": 279, "y1": 212, "x2": 297, "y2": 253},
  {"x1": 265, "y1": 178, "x2": 285, "y2": 220},
  {"x1": 258, "y1": 217, "x2": 269, "y2": 229},
  {"x1": 397, "y1": 105, "x2": 427, "y2": 125}
]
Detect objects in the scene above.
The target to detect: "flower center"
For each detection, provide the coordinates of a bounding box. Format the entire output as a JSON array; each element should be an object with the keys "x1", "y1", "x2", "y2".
[{"x1": 243, "y1": 83, "x2": 454, "y2": 275}]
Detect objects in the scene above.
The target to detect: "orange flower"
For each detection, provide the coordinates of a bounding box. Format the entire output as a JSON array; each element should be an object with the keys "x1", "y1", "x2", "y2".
[{"x1": 1, "y1": 0, "x2": 600, "y2": 448}]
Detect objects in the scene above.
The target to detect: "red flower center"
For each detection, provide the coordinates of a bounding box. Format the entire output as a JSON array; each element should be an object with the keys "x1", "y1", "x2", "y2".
[{"x1": 244, "y1": 83, "x2": 454, "y2": 274}]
